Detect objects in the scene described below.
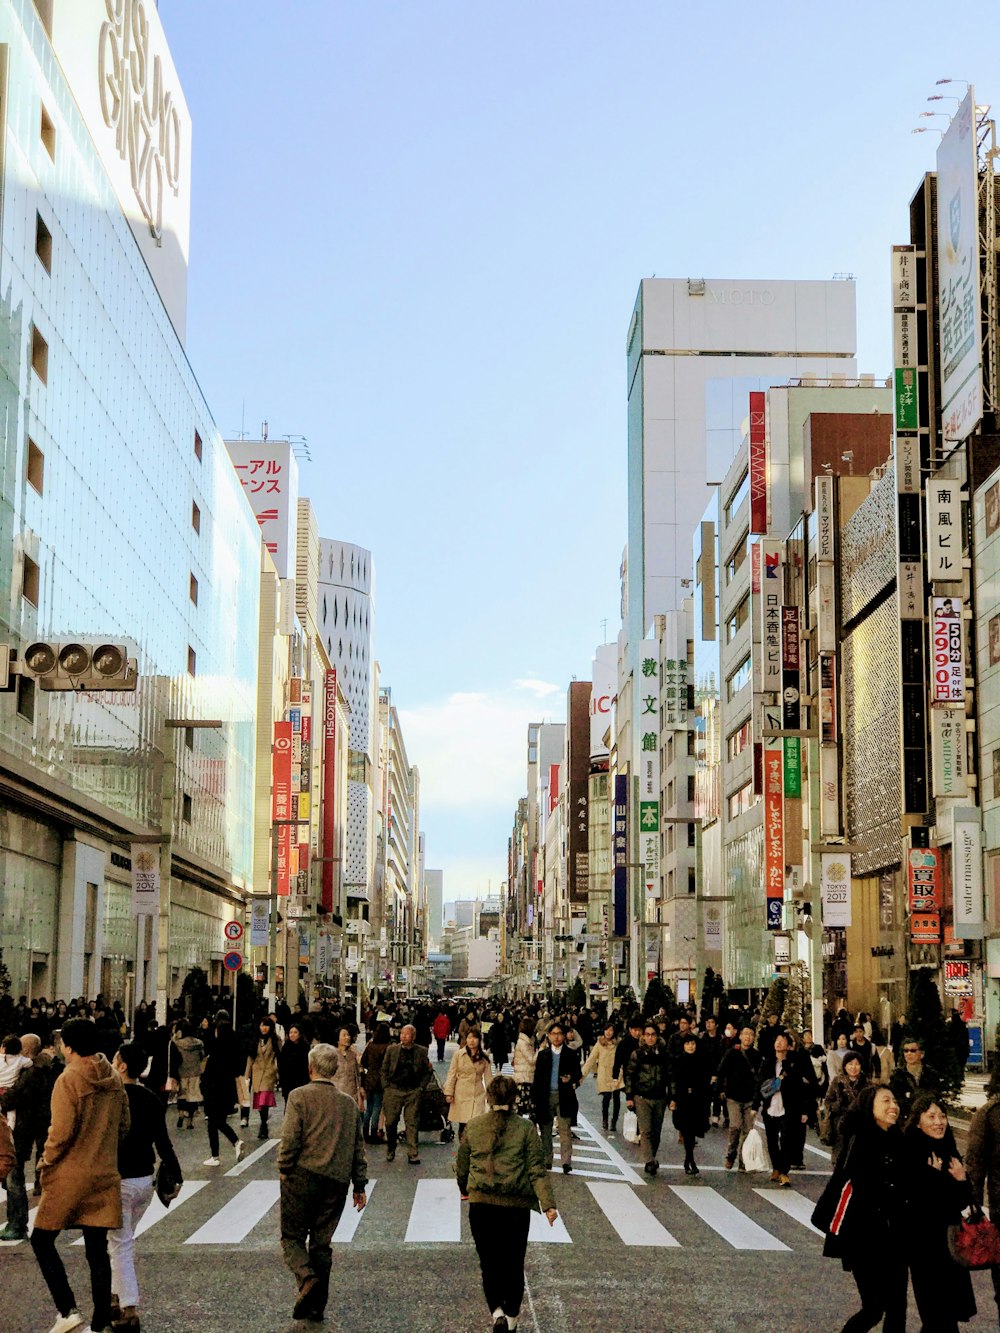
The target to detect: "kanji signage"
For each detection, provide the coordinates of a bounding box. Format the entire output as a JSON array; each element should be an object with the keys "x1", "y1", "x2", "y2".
[
  {"x1": 781, "y1": 606, "x2": 800, "y2": 731},
  {"x1": 931, "y1": 597, "x2": 965, "y2": 704},
  {"x1": 639, "y1": 637, "x2": 660, "y2": 901},
  {"x1": 272, "y1": 720, "x2": 293, "y2": 897},
  {"x1": 908, "y1": 848, "x2": 941, "y2": 943},
  {"x1": 926, "y1": 480, "x2": 963, "y2": 582},
  {"x1": 613, "y1": 776, "x2": 628, "y2": 937},
  {"x1": 763, "y1": 740, "x2": 784, "y2": 930}
]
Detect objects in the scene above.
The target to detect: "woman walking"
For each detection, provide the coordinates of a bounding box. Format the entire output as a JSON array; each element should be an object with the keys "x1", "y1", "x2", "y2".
[
  {"x1": 581, "y1": 1022, "x2": 624, "y2": 1134},
  {"x1": 200, "y1": 1017, "x2": 245, "y2": 1167},
  {"x1": 246, "y1": 1016, "x2": 282, "y2": 1139},
  {"x1": 169, "y1": 1021, "x2": 205, "y2": 1131},
  {"x1": 360, "y1": 1022, "x2": 391, "y2": 1144},
  {"x1": 444, "y1": 1028, "x2": 490, "y2": 1140},
  {"x1": 824, "y1": 1054, "x2": 868, "y2": 1168},
  {"x1": 670, "y1": 1032, "x2": 710, "y2": 1176},
  {"x1": 278, "y1": 1021, "x2": 311, "y2": 1102},
  {"x1": 815, "y1": 1085, "x2": 908, "y2": 1332},
  {"x1": 902, "y1": 1093, "x2": 976, "y2": 1331},
  {"x1": 511, "y1": 1018, "x2": 537, "y2": 1118},
  {"x1": 332, "y1": 1028, "x2": 365, "y2": 1108},
  {"x1": 456, "y1": 1074, "x2": 558, "y2": 1333},
  {"x1": 486, "y1": 1018, "x2": 511, "y2": 1074}
]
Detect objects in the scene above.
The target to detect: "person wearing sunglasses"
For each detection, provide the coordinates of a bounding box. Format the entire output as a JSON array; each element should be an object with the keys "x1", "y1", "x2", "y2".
[{"x1": 888, "y1": 1038, "x2": 940, "y2": 1122}]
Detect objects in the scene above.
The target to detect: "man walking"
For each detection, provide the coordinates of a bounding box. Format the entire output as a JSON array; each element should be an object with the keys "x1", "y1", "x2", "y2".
[
  {"x1": 759, "y1": 1033, "x2": 809, "y2": 1187},
  {"x1": 532, "y1": 1023, "x2": 582, "y2": 1173},
  {"x1": 278, "y1": 1042, "x2": 368, "y2": 1323},
  {"x1": 717, "y1": 1026, "x2": 762, "y2": 1170},
  {"x1": 381, "y1": 1024, "x2": 433, "y2": 1164},
  {"x1": 30, "y1": 1016, "x2": 130, "y2": 1333},
  {"x1": 0, "y1": 1032, "x2": 53, "y2": 1241},
  {"x1": 625, "y1": 1024, "x2": 671, "y2": 1176}
]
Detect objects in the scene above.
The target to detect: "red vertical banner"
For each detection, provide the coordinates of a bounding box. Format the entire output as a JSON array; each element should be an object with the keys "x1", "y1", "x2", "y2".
[
  {"x1": 764, "y1": 740, "x2": 784, "y2": 930},
  {"x1": 548, "y1": 763, "x2": 560, "y2": 814},
  {"x1": 322, "y1": 669, "x2": 337, "y2": 913},
  {"x1": 749, "y1": 391, "x2": 767, "y2": 534},
  {"x1": 272, "y1": 721, "x2": 293, "y2": 897}
]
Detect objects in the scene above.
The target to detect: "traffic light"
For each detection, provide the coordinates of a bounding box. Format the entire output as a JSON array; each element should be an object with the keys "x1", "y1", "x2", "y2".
[{"x1": 20, "y1": 641, "x2": 137, "y2": 691}]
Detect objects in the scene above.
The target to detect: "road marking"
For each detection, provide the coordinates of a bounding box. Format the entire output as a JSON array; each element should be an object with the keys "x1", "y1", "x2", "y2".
[
  {"x1": 804, "y1": 1141, "x2": 832, "y2": 1161},
  {"x1": 753, "y1": 1187, "x2": 823, "y2": 1236},
  {"x1": 73, "y1": 1181, "x2": 209, "y2": 1245},
  {"x1": 572, "y1": 1112, "x2": 646, "y2": 1186},
  {"x1": 333, "y1": 1181, "x2": 376, "y2": 1243},
  {"x1": 406, "y1": 1179, "x2": 460, "y2": 1242},
  {"x1": 225, "y1": 1137, "x2": 279, "y2": 1177},
  {"x1": 184, "y1": 1180, "x2": 279, "y2": 1244},
  {"x1": 586, "y1": 1181, "x2": 680, "y2": 1247},
  {"x1": 528, "y1": 1208, "x2": 571, "y2": 1243},
  {"x1": 669, "y1": 1185, "x2": 789, "y2": 1250}
]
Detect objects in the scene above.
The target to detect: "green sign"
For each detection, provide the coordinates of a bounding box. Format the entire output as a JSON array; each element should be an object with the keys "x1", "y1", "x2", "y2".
[
  {"x1": 783, "y1": 737, "x2": 801, "y2": 798},
  {"x1": 895, "y1": 367, "x2": 918, "y2": 431},
  {"x1": 639, "y1": 801, "x2": 659, "y2": 833}
]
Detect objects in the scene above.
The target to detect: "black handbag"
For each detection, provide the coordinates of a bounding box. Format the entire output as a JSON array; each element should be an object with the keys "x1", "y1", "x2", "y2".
[{"x1": 154, "y1": 1158, "x2": 182, "y2": 1208}]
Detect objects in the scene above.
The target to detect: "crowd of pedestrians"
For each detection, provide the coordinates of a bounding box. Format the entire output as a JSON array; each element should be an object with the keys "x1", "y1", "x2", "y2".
[{"x1": 0, "y1": 987, "x2": 986, "y2": 1333}]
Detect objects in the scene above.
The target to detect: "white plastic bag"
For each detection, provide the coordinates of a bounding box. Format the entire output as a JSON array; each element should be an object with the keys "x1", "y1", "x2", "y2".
[
  {"x1": 622, "y1": 1108, "x2": 640, "y2": 1144},
  {"x1": 741, "y1": 1121, "x2": 768, "y2": 1172}
]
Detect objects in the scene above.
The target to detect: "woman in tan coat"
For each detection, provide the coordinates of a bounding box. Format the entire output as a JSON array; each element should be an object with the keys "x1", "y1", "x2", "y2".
[
  {"x1": 582, "y1": 1021, "x2": 625, "y2": 1133},
  {"x1": 31, "y1": 1017, "x2": 130, "y2": 1333},
  {"x1": 332, "y1": 1028, "x2": 365, "y2": 1108},
  {"x1": 245, "y1": 1016, "x2": 282, "y2": 1140},
  {"x1": 444, "y1": 1028, "x2": 490, "y2": 1139}
]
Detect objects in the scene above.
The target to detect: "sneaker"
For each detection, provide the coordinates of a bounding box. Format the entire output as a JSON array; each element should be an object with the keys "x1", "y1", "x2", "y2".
[
  {"x1": 562, "y1": 1163, "x2": 572, "y2": 1174},
  {"x1": 0, "y1": 1224, "x2": 28, "y2": 1241},
  {"x1": 778, "y1": 1174, "x2": 791, "y2": 1188},
  {"x1": 234, "y1": 1140, "x2": 246, "y2": 1162},
  {"x1": 492, "y1": 1309, "x2": 509, "y2": 1332},
  {"x1": 292, "y1": 1275, "x2": 321, "y2": 1320},
  {"x1": 48, "y1": 1314, "x2": 84, "y2": 1333},
  {"x1": 769, "y1": 1169, "x2": 781, "y2": 1182},
  {"x1": 386, "y1": 1150, "x2": 396, "y2": 1162},
  {"x1": 407, "y1": 1156, "x2": 421, "y2": 1166},
  {"x1": 202, "y1": 1157, "x2": 221, "y2": 1167}
]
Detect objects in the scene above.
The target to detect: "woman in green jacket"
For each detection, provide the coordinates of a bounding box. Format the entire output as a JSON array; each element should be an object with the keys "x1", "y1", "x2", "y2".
[{"x1": 456, "y1": 1074, "x2": 557, "y2": 1333}]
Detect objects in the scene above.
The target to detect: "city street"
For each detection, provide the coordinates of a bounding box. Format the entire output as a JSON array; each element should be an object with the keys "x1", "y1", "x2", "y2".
[{"x1": 4, "y1": 1050, "x2": 999, "y2": 1333}]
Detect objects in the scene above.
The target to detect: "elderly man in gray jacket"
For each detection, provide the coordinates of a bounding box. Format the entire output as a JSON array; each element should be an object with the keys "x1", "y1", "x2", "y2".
[{"x1": 277, "y1": 1042, "x2": 368, "y2": 1323}]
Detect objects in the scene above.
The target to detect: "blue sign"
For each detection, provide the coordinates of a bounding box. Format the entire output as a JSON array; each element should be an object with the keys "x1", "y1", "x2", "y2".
[
  {"x1": 223, "y1": 950, "x2": 243, "y2": 972},
  {"x1": 766, "y1": 898, "x2": 783, "y2": 930},
  {"x1": 968, "y1": 1023, "x2": 984, "y2": 1070}
]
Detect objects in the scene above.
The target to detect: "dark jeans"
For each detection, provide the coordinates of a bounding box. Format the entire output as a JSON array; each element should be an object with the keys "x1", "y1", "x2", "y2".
[
  {"x1": 436, "y1": 1037, "x2": 447, "y2": 1061},
  {"x1": 208, "y1": 1112, "x2": 239, "y2": 1157},
  {"x1": 601, "y1": 1090, "x2": 621, "y2": 1129},
  {"x1": 32, "y1": 1225, "x2": 112, "y2": 1327},
  {"x1": 842, "y1": 1249, "x2": 907, "y2": 1332},
  {"x1": 469, "y1": 1203, "x2": 531, "y2": 1317},
  {"x1": 279, "y1": 1166, "x2": 350, "y2": 1310},
  {"x1": 4, "y1": 1158, "x2": 29, "y2": 1233},
  {"x1": 763, "y1": 1112, "x2": 795, "y2": 1175},
  {"x1": 362, "y1": 1088, "x2": 383, "y2": 1140}
]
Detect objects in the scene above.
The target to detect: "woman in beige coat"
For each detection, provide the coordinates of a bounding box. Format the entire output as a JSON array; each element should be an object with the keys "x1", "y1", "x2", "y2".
[
  {"x1": 511, "y1": 1017, "x2": 538, "y2": 1116},
  {"x1": 332, "y1": 1027, "x2": 365, "y2": 1108},
  {"x1": 31, "y1": 1016, "x2": 130, "y2": 1333},
  {"x1": 444, "y1": 1028, "x2": 490, "y2": 1139},
  {"x1": 245, "y1": 1016, "x2": 282, "y2": 1140},
  {"x1": 582, "y1": 1021, "x2": 625, "y2": 1133}
]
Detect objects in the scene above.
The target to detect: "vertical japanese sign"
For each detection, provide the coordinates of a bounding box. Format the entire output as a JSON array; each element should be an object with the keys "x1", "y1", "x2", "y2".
[
  {"x1": 638, "y1": 639, "x2": 660, "y2": 901},
  {"x1": 953, "y1": 809, "x2": 985, "y2": 939},
  {"x1": 226, "y1": 439, "x2": 299, "y2": 578},
  {"x1": 893, "y1": 245, "x2": 919, "y2": 432},
  {"x1": 815, "y1": 476, "x2": 834, "y2": 562},
  {"x1": 937, "y1": 88, "x2": 983, "y2": 445},
  {"x1": 749, "y1": 391, "x2": 767, "y2": 534},
  {"x1": 760, "y1": 540, "x2": 784, "y2": 696},
  {"x1": 613, "y1": 776, "x2": 628, "y2": 937},
  {"x1": 272, "y1": 720, "x2": 293, "y2": 897},
  {"x1": 781, "y1": 607, "x2": 801, "y2": 731},
  {"x1": 931, "y1": 706, "x2": 968, "y2": 797},
  {"x1": 548, "y1": 764, "x2": 560, "y2": 815},
  {"x1": 927, "y1": 480, "x2": 963, "y2": 582},
  {"x1": 763, "y1": 740, "x2": 784, "y2": 930},
  {"x1": 321, "y1": 670, "x2": 337, "y2": 913},
  {"x1": 661, "y1": 613, "x2": 687, "y2": 729},
  {"x1": 820, "y1": 852, "x2": 851, "y2": 928},
  {"x1": 931, "y1": 597, "x2": 965, "y2": 703},
  {"x1": 908, "y1": 848, "x2": 941, "y2": 942}
]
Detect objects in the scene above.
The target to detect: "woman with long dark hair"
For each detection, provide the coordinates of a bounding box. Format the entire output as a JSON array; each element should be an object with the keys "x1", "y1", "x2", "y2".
[
  {"x1": 245, "y1": 1016, "x2": 282, "y2": 1139},
  {"x1": 456, "y1": 1074, "x2": 557, "y2": 1333},
  {"x1": 444, "y1": 1027, "x2": 490, "y2": 1140},
  {"x1": 902, "y1": 1092, "x2": 976, "y2": 1330},
  {"x1": 360, "y1": 1022, "x2": 391, "y2": 1144}
]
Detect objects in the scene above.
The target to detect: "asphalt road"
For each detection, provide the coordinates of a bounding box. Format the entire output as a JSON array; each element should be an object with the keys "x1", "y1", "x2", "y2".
[{"x1": 4, "y1": 1049, "x2": 1000, "y2": 1333}]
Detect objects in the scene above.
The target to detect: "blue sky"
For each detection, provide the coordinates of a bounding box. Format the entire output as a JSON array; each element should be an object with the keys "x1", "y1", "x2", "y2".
[{"x1": 162, "y1": 0, "x2": 996, "y2": 899}]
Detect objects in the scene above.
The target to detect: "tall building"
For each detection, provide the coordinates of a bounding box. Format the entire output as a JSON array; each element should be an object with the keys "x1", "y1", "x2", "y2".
[
  {"x1": 424, "y1": 868, "x2": 443, "y2": 949},
  {"x1": 0, "y1": 0, "x2": 261, "y2": 1008}
]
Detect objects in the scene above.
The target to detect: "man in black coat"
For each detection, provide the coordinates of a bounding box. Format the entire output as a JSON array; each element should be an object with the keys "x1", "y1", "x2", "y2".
[
  {"x1": 532, "y1": 1024, "x2": 582, "y2": 1173},
  {"x1": 759, "y1": 1033, "x2": 812, "y2": 1186}
]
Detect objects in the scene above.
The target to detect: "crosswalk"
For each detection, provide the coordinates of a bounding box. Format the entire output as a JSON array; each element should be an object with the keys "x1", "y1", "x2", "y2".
[{"x1": 2, "y1": 1176, "x2": 826, "y2": 1254}]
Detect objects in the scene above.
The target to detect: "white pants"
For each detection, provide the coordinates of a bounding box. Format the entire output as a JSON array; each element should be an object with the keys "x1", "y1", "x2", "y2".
[{"x1": 109, "y1": 1174, "x2": 155, "y2": 1308}]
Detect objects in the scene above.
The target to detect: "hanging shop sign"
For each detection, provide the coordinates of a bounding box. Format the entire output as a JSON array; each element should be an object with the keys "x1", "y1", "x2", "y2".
[{"x1": 930, "y1": 597, "x2": 965, "y2": 704}]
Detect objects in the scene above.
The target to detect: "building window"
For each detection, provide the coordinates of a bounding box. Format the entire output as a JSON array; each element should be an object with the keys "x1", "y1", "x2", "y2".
[
  {"x1": 725, "y1": 529, "x2": 749, "y2": 584},
  {"x1": 727, "y1": 781, "x2": 755, "y2": 819},
  {"x1": 22, "y1": 554, "x2": 39, "y2": 606},
  {"x1": 687, "y1": 730, "x2": 696, "y2": 757},
  {"x1": 727, "y1": 719, "x2": 753, "y2": 761},
  {"x1": 39, "y1": 103, "x2": 55, "y2": 160},
  {"x1": 184, "y1": 726, "x2": 194, "y2": 751},
  {"x1": 687, "y1": 775, "x2": 696, "y2": 803},
  {"x1": 16, "y1": 674, "x2": 35, "y2": 722},
  {"x1": 688, "y1": 822, "x2": 696, "y2": 847},
  {"x1": 26, "y1": 438, "x2": 44, "y2": 494},
  {"x1": 192, "y1": 500, "x2": 201, "y2": 533},
  {"x1": 30, "y1": 325, "x2": 48, "y2": 382},
  {"x1": 194, "y1": 430, "x2": 203, "y2": 462},
  {"x1": 724, "y1": 469, "x2": 750, "y2": 525},
  {"x1": 666, "y1": 780, "x2": 674, "y2": 808},
  {"x1": 726, "y1": 594, "x2": 750, "y2": 642},
  {"x1": 666, "y1": 824, "x2": 674, "y2": 854},
  {"x1": 33, "y1": 0, "x2": 53, "y2": 39},
  {"x1": 726, "y1": 654, "x2": 752, "y2": 700},
  {"x1": 688, "y1": 867, "x2": 697, "y2": 894},
  {"x1": 35, "y1": 212, "x2": 52, "y2": 273},
  {"x1": 189, "y1": 572, "x2": 198, "y2": 605},
  {"x1": 182, "y1": 793, "x2": 193, "y2": 823},
  {"x1": 187, "y1": 646, "x2": 196, "y2": 676}
]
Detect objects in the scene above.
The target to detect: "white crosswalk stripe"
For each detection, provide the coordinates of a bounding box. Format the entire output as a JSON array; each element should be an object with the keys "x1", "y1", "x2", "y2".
[
  {"x1": 4, "y1": 1175, "x2": 824, "y2": 1253},
  {"x1": 553, "y1": 1113, "x2": 645, "y2": 1185}
]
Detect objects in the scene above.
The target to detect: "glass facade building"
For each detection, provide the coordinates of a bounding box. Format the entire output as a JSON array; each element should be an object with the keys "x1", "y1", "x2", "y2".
[{"x1": 0, "y1": 1, "x2": 261, "y2": 1004}]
